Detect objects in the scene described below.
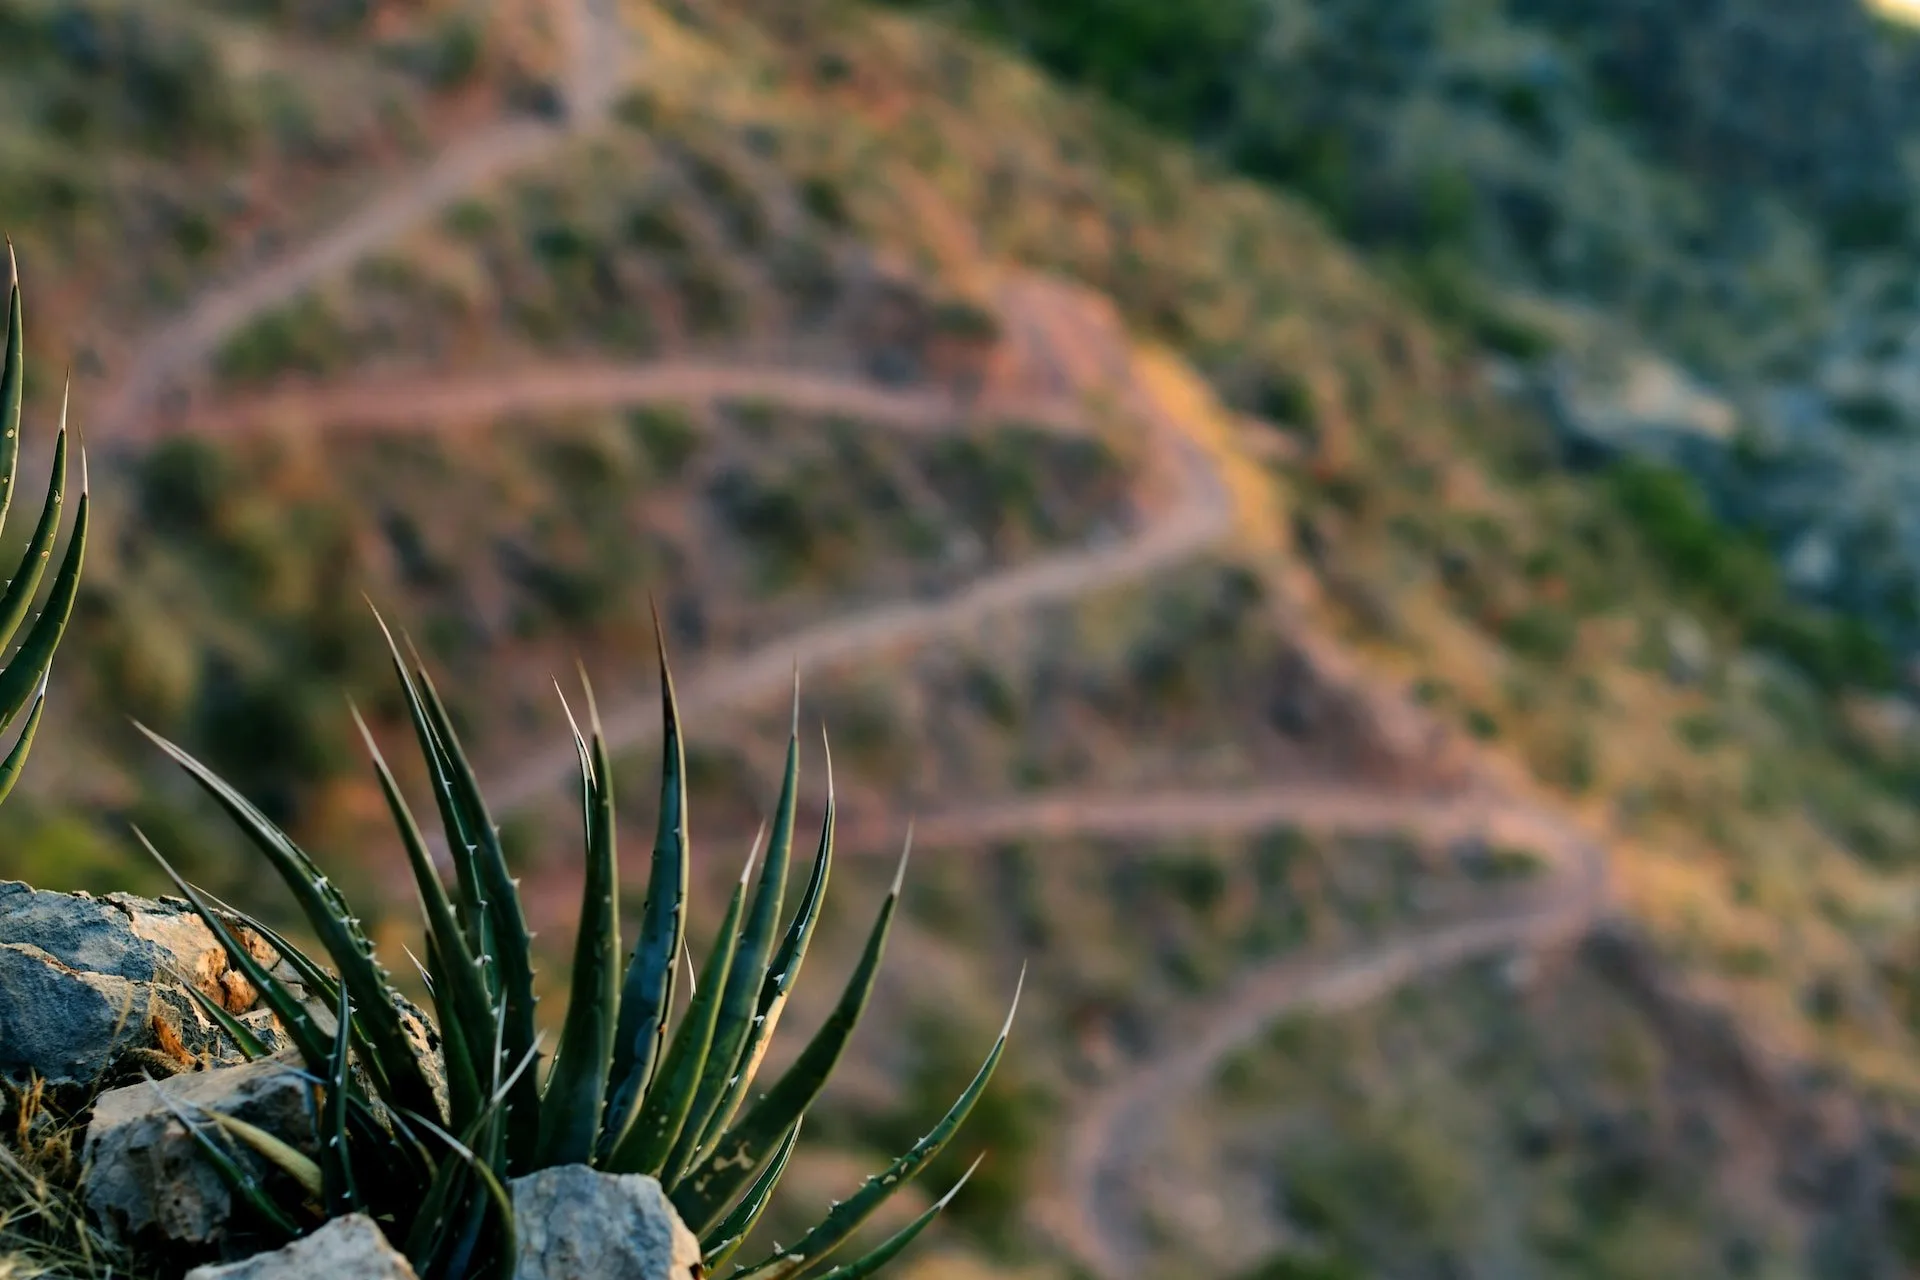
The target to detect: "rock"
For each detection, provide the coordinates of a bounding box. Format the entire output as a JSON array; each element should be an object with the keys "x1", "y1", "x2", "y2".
[
  {"x1": 1542, "y1": 342, "x2": 1738, "y2": 463},
  {"x1": 0, "y1": 882, "x2": 284, "y2": 1087},
  {"x1": 184, "y1": 1215, "x2": 418, "y2": 1280},
  {"x1": 84, "y1": 1053, "x2": 319, "y2": 1257},
  {"x1": 510, "y1": 1164, "x2": 703, "y2": 1280},
  {"x1": 1663, "y1": 614, "x2": 1713, "y2": 687},
  {"x1": 1783, "y1": 529, "x2": 1841, "y2": 594}
]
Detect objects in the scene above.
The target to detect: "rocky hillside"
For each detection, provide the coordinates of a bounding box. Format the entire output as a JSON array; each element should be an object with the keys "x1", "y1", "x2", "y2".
[
  {"x1": 7, "y1": 2, "x2": 1920, "y2": 1279},
  {"x1": 899, "y1": 0, "x2": 1920, "y2": 672}
]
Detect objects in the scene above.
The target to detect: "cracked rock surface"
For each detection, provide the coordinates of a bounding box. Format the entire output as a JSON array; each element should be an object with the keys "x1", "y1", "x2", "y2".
[
  {"x1": 83, "y1": 1053, "x2": 322, "y2": 1258},
  {"x1": 510, "y1": 1164, "x2": 704, "y2": 1279},
  {"x1": 183, "y1": 1214, "x2": 419, "y2": 1280},
  {"x1": 0, "y1": 880, "x2": 282, "y2": 1086}
]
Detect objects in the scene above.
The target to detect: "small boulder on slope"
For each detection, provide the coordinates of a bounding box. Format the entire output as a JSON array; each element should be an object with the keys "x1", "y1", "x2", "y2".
[
  {"x1": 510, "y1": 1164, "x2": 704, "y2": 1280},
  {"x1": 83, "y1": 1053, "x2": 320, "y2": 1259},
  {"x1": 183, "y1": 1214, "x2": 418, "y2": 1280}
]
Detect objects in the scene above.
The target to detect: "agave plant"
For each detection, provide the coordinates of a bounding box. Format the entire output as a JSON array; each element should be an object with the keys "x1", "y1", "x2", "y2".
[
  {"x1": 0, "y1": 244, "x2": 90, "y2": 807},
  {"x1": 134, "y1": 614, "x2": 1017, "y2": 1279}
]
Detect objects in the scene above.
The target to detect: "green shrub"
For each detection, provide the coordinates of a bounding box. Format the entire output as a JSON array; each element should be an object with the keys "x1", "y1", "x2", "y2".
[{"x1": 136, "y1": 626, "x2": 1017, "y2": 1278}]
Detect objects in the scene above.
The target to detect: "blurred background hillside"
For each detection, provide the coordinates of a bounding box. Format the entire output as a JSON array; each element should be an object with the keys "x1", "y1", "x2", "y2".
[{"x1": 13, "y1": 0, "x2": 1920, "y2": 1276}]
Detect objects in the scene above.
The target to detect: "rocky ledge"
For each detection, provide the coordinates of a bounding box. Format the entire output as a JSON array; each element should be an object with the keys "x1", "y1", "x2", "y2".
[{"x1": 0, "y1": 882, "x2": 702, "y2": 1279}]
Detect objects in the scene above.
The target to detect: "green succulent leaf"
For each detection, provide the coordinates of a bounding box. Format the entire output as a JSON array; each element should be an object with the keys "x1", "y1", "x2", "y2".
[
  {"x1": 673, "y1": 829, "x2": 909, "y2": 1238},
  {"x1": 0, "y1": 417, "x2": 69, "y2": 658},
  {"x1": 412, "y1": 657, "x2": 542, "y2": 1174},
  {"x1": 0, "y1": 674, "x2": 49, "y2": 807},
  {"x1": 665, "y1": 688, "x2": 801, "y2": 1188},
  {"x1": 370, "y1": 612, "x2": 493, "y2": 976},
  {"x1": 133, "y1": 829, "x2": 332, "y2": 1070},
  {"x1": 699, "y1": 1118, "x2": 801, "y2": 1274},
  {"x1": 354, "y1": 704, "x2": 497, "y2": 1134},
  {"x1": 805, "y1": 1158, "x2": 983, "y2": 1280},
  {"x1": 321, "y1": 985, "x2": 361, "y2": 1217},
  {"x1": 204, "y1": 1109, "x2": 324, "y2": 1202},
  {"x1": 136, "y1": 723, "x2": 443, "y2": 1122},
  {"x1": 537, "y1": 680, "x2": 621, "y2": 1167},
  {"x1": 607, "y1": 830, "x2": 758, "y2": 1177},
  {"x1": 143, "y1": 1080, "x2": 305, "y2": 1241},
  {"x1": 194, "y1": 889, "x2": 414, "y2": 1114},
  {"x1": 685, "y1": 745, "x2": 835, "y2": 1178},
  {"x1": 601, "y1": 640, "x2": 690, "y2": 1159},
  {"x1": 732, "y1": 972, "x2": 1021, "y2": 1280},
  {"x1": 401, "y1": 1105, "x2": 518, "y2": 1280},
  {"x1": 0, "y1": 242, "x2": 24, "y2": 535},
  {"x1": 163, "y1": 963, "x2": 270, "y2": 1062},
  {"x1": 0, "y1": 410, "x2": 84, "y2": 734},
  {"x1": 196, "y1": 891, "x2": 343, "y2": 1011}
]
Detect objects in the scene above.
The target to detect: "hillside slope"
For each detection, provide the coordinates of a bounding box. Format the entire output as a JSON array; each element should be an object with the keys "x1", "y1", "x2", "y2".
[{"x1": 5, "y1": 2, "x2": 1920, "y2": 1278}]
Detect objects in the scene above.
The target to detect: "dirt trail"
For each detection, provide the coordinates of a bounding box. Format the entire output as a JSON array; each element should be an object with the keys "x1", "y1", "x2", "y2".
[
  {"x1": 160, "y1": 281, "x2": 1608, "y2": 1280},
  {"x1": 187, "y1": 360, "x2": 1084, "y2": 440},
  {"x1": 89, "y1": 8, "x2": 1619, "y2": 1276},
  {"x1": 487, "y1": 399, "x2": 1231, "y2": 811},
  {"x1": 1018, "y1": 787, "x2": 1607, "y2": 1278},
  {"x1": 98, "y1": 0, "x2": 631, "y2": 438}
]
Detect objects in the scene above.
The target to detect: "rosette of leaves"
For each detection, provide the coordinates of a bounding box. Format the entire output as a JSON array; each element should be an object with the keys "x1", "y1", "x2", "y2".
[
  {"x1": 0, "y1": 244, "x2": 90, "y2": 806},
  {"x1": 135, "y1": 613, "x2": 1017, "y2": 1279}
]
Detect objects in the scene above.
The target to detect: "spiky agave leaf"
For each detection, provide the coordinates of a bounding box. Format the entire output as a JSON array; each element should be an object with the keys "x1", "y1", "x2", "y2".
[
  {"x1": 536, "y1": 680, "x2": 620, "y2": 1167},
  {"x1": 195, "y1": 890, "x2": 344, "y2": 1011},
  {"x1": 700, "y1": 1119, "x2": 801, "y2": 1274},
  {"x1": 141, "y1": 1079, "x2": 304, "y2": 1241},
  {"x1": 600, "y1": 637, "x2": 690, "y2": 1159},
  {"x1": 0, "y1": 406, "x2": 85, "y2": 744},
  {"x1": 193, "y1": 888, "x2": 423, "y2": 1122},
  {"x1": 810, "y1": 1158, "x2": 985, "y2": 1280},
  {"x1": 673, "y1": 831, "x2": 911, "y2": 1238},
  {"x1": 410, "y1": 655, "x2": 541, "y2": 1174},
  {"x1": 0, "y1": 398, "x2": 72, "y2": 658},
  {"x1": 321, "y1": 985, "x2": 361, "y2": 1217},
  {"x1": 731, "y1": 972, "x2": 1022, "y2": 1279},
  {"x1": 135, "y1": 723, "x2": 443, "y2": 1122},
  {"x1": 201, "y1": 1109, "x2": 324, "y2": 1204},
  {"x1": 132, "y1": 829, "x2": 332, "y2": 1070},
  {"x1": 400, "y1": 1102, "x2": 519, "y2": 1280},
  {"x1": 663, "y1": 685, "x2": 802, "y2": 1188},
  {"x1": 606, "y1": 829, "x2": 759, "y2": 1177},
  {"x1": 164, "y1": 962, "x2": 271, "y2": 1061},
  {"x1": 353, "y1": 704, "x2": 496, "y2": 1134},
  {"x1": 680, "y1": 740, "x2": 835, "y2": 1182},
  {"x1": 0, "y1": 242, "x2": 24, "y2": 532},
  {"x1": 370, "y1": 611, "x2": 494, "y2": 974},
  {"x1": 0, "y1": 248, "x2": 87, "y2": 792},
  {"x1": 0, "y1": 674, "x2": 49, "y2": 807}
]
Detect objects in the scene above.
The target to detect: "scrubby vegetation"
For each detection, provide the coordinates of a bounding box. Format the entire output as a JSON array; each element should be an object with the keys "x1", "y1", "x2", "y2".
[{"x1": 12, "y1": 1, "x2": 1920, "y2": 1275}]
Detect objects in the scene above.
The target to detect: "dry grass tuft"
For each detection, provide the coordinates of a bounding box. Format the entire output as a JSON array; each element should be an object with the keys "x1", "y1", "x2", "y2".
[{"x1": 0, "y1": 1077, "x2": 130, "y2": 1280}]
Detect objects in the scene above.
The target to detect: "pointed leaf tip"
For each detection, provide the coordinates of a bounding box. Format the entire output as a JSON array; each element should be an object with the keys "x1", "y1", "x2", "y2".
[
  {"x1": 1001, "y1": 965, "x2": 1026, "y2": 1039},
  {"x1": 890, "y1": 823, "x2": 914, "y2": 896},
  {"x1": 742, "y1": 820, "x2": 767, "y2": 885},
  {"x1": 935, "y1": 1153, "x2": 987, "y2": 1209},
  {"x1": 576, "y1": 663, "x2": 605, "y2": 737}
]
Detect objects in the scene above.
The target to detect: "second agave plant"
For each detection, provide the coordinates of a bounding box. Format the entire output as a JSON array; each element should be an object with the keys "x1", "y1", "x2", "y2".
[{"x1": 135, "y1": 614, "x2": 1016, "y2": 1279}]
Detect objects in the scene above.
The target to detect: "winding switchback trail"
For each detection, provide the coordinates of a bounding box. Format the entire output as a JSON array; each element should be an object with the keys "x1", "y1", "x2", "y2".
[
  {"x1": 89, "y1": 7, "x2": 1621, "y2": 1273},
  {"x1": 166, "y1": 284, "x2": 1614, "y2": 1280}
]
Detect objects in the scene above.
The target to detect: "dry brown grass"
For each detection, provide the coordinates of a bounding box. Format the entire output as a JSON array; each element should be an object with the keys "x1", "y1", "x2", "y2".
[{"x1": 0, "y1": 1078, "x2": 127, "y2": 1280}]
